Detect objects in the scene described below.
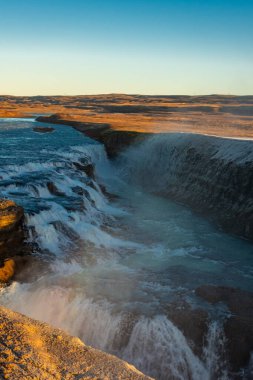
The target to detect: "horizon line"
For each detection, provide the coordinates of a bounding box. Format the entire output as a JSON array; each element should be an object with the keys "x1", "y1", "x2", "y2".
[{"x1": 1, "y1": 93, "x2": 253, "y2": 97}]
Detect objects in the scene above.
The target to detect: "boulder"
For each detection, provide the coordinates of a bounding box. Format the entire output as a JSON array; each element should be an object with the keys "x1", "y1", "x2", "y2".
[
  {"x1": 0, "y1": 259, "x2": 15, "y2": 283},
  {"x1": 0, "y1": 200, "x2": 25, "y2": 266},
  {"x1": 72, "y1": 186, "x2": 95, "y2": 206},
  {"x1": 73, "y1": 161, "x2": 95, "y2": 179},
  {"x1": 0, "y1": 199, "x2": 23, "y2": 232},
  {"x1": 99, "y1": 183, "x2": 119, "y2": 200},
  {"x1": 47, "y1": 182, "x2": 65, "y2": 196}
]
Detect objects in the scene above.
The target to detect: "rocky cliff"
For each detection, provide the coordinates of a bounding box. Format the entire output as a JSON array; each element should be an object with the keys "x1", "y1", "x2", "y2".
[
  {"x1": 0, "y1": 200, "x2": 24, "y2": 258},
  {"x1": 0, "y1": 306, "x2": 151, "y2": 380},
  {"x1": 0, "y1": 200, "x2": 26, "y2": 283}
]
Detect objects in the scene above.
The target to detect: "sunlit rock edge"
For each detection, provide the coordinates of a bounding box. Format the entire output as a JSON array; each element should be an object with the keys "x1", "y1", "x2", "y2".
[{"x1": 0, "y1": 305, "x2": 152, "y2": 379}]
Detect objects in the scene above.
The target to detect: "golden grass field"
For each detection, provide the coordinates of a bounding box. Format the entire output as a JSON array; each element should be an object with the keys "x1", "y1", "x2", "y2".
[{"x1": 1, "y1": 94, "x2": 253, "y2": 138}]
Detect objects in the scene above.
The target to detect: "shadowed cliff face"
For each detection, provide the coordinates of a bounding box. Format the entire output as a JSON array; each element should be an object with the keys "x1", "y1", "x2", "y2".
[{"x1": 0, "y1": 306, "x2": 152, "y2": 380}]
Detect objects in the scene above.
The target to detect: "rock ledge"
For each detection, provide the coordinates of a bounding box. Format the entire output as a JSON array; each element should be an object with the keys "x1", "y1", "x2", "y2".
[{"x1": 0, "y1": 306, "x2": 152, "y2": 379}]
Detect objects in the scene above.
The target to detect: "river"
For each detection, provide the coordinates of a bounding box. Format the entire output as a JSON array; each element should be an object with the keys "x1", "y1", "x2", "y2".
[{"x1": 0, "y1": 118, "x2": 252, "y2": 379}]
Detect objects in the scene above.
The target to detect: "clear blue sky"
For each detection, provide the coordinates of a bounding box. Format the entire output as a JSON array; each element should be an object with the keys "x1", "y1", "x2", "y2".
[{"x1": 0, "y1": 0, "x2": 252, "y2": 95}]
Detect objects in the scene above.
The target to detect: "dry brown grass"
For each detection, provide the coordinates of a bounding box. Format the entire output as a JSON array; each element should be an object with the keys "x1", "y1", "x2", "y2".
[{"x1": 0, "y1": 94, "x2": 253, "y2": 138}]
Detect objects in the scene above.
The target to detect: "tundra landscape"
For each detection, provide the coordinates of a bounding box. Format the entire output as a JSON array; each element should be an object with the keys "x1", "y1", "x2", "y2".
[{"x1": 1, "y1": 0, "x2": 253, "y2": 379}]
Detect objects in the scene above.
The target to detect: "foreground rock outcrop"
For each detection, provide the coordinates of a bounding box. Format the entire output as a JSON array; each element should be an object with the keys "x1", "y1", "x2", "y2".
[
  {"x1": 0, "y1": 259, "x2": 15, "y2": 283},
  {"x1": 0, "y1": 200, "x2": 25, "y2": 267},
  {"x1": 0, "y1": 306, "x2": 152, "y2": 380}
]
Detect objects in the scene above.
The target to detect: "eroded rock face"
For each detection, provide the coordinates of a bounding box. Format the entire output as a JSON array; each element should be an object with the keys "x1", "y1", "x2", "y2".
[
  {"x1": 0, "y1": 200, "x2": 23, "y2": 231},
  {"x1": 165, "y1": 301, "x2": 209, "y2": 358},
  {"x1": 47, "y1": 181, "x2": 65, "y2": 196},
  {"x1": 0, "y1": 199, "x2": 27, "y2": 284},
  {"x1": 196, "y1": 285, "x2": 253, "y2": 372},
  {"x1": 73, "y1": 161, "x2": 95, "y2": 179},
  {"x1": 0, "y1": 200, "x2": 25, "y2": 264},
  {"x1": 0, "y1": 259, "x2": 15, "y2": 283},
  {"x1": 0, "y1": 306, "x2": 152, "y2": 380}
]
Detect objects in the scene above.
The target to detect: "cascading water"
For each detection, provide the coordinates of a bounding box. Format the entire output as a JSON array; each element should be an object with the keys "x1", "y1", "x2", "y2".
[
  {"x1": 116, "y1": 132, "x2": 253, "y2": 194},
  {"x1": 0, "y1": 119, "x2": 252, "y2": 379}
]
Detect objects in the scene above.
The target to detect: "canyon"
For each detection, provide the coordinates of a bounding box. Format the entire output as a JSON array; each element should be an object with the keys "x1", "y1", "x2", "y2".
[{"x1": 0, "y1": 95, "x2": 253, "y2": 379}]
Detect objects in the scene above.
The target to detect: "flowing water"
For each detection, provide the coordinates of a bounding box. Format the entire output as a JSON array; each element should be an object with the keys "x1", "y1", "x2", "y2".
[{"x1": 0, "y1": 118, "x2": 253, "y2": 379}]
